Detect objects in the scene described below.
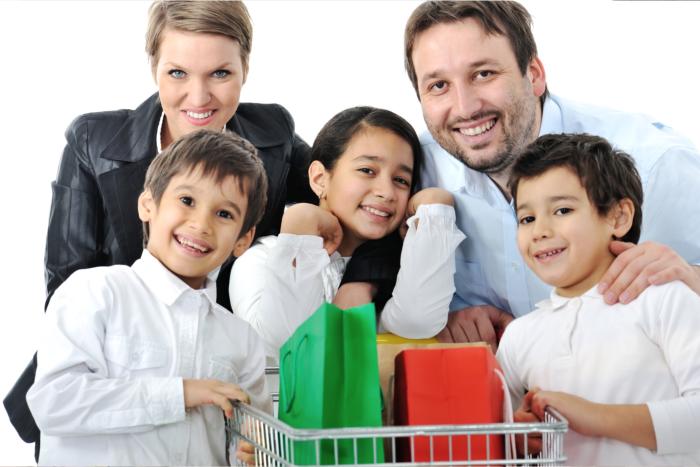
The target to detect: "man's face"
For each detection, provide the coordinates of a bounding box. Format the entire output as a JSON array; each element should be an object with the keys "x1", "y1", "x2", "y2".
[{"x1": 412, "y1": 19, "x2": 546, "y2": 176}]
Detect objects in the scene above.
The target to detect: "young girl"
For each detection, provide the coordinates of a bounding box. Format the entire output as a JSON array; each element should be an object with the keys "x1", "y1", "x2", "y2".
[{"x1": 229, "y1": 106, "x2": 464, "y2": 360}]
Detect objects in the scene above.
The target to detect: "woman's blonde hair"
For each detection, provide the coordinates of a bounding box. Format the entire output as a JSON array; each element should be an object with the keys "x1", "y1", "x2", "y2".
[{"x1": 146, "y1": 0, "x2": 253, "y2": 78}]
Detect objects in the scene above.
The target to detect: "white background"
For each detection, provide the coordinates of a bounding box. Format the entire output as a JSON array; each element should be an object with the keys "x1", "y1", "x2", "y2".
[{"x1": 0, "y1": 1, "x2": 698, "y2": 464}]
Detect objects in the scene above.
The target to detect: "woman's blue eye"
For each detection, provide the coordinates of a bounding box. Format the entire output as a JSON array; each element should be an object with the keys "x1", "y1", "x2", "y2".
[
  {"x1": 169, "y1": 69, "x2": 186, "y2": 79},
  {"x1": 212, "y1": 70, "x2": 230, "y2": 79},
  {"x1": 180, "y1": 196, "x2": 193, "y2": 206}
]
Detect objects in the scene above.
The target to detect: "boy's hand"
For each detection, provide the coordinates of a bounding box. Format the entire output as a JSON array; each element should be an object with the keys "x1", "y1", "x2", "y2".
[
  {"x1": 598, "y1": 240, "x2": 700, "y2": 304},
  {"x1": 528, "y1": 388, "x2": 600, "y2": 438},
  {"x1": 236, "y1": 440, "x2": 256, "y2": 465},
  {"x1": 514, "y1": 390, "x2": 543, "y2": 455},
  {"x1": 281, "y1": 203, "x2": 343, "y2": 255},
  {"x1": 183, "y1": 379, "x2": 250, "y2": 418}
]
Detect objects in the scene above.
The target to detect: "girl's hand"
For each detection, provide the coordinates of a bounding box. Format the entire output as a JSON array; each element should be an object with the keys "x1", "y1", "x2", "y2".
[
  {"x1": 400, "y1": 188, "x2": 454, "y2": 237},
  {"x1": 281, "y1": 203, "x2": 343, "y2": 255},
  {"x1": 183, "y1": 379, "x2": 250, "y2": 418},
  {"x1": 407, "y1": 188, "x2": 454, "y2": 216}
]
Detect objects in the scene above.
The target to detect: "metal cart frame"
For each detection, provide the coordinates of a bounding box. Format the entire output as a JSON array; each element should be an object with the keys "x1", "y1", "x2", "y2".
[{"x1": 226, "y1": 401, "x2": 567, "y2": 466}]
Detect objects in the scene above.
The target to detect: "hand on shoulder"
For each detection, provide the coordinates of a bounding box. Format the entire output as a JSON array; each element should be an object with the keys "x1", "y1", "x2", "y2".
[
  {"x1": 281, "y1": 203, "x2": 343, "y2": 255},
  {"x1": 599, "y1": 240, "x2": 700, "y2": 304}
]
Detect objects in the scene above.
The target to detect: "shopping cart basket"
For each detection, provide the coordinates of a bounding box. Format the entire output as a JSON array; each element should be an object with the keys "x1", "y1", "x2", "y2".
[{"x1": 226, "y1": 401, "x2": 567, "y2": 466}]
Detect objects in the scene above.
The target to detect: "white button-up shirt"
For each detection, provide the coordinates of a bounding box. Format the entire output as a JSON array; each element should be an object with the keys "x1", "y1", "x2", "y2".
[
  {"x1": 229, "y1": 204, "x2": 465, "y2": 360},
  {"x1": 496, "y1": 282, "x2": 700, "y2": 465},
  {"x1": 421, "y1": 93, "x2": 700, "y2": 317},
  {"x1": 27, "y1": 250, "x2": 271, "y2": 466}
]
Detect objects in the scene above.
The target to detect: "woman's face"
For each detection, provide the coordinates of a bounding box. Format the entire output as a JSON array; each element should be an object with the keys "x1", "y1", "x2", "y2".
[
  {"x1": 320, "y1": 126, "x2": 414, "y2": 255},
  {"x1": 155, "y1": 28, "x2": 245, "y2": 148}
]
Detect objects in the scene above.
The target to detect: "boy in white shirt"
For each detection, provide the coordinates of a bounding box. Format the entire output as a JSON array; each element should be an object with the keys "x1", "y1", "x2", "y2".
[
  {"x1": 496, "y1": 133, "x2": 700, "y2": 465},
  {"x1": 27, "y1": 130, "x2": 272, "y2": 466}
]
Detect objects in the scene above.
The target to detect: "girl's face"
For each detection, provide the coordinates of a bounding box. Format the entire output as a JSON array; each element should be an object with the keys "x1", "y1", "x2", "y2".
[
  {"x1": 155, "y1": 28, "x2": 245, "y2": 148},
  {"x1": 317, "y1": 126, "x2": 414, "y2": 255}
]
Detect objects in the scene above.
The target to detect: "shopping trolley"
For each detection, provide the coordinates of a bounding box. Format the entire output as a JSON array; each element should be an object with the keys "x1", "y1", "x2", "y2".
[{"x1": 226, "y1": 368, "x2": 568, "y2": 466}]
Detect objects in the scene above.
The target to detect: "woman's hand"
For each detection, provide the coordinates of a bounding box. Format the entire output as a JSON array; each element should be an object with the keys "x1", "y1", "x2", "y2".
[{"x1": 281, "y1": 203, "x2": 343, "y2": 255}]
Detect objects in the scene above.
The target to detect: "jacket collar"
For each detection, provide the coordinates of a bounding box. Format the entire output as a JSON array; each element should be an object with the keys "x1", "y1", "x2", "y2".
[
  {"x1": 99, "y1": 93, "x2": 287, "y2": 163},
  {"x1": 100, "y1": 93, "x2": 162, "y2": 163}
]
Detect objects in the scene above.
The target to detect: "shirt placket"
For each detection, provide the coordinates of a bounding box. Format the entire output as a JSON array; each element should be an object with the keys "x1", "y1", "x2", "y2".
[{"x1": 172, "y1": 293, "x2": 202, "y2": 465}]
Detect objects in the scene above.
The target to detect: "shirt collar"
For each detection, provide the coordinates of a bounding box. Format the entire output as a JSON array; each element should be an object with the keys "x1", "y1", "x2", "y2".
[
  {"x1": 156, "y1": 111, "x2": 165, "y2": 154},
  {"x1": 539, "y1": 94, "x2": 564, "y2": 136},
  {"x1": 536, "y1": 284, "x2": 603, "y2": 312},
  {"x1": 132, "y1": 249, "x2": 218, "y2": 309}
]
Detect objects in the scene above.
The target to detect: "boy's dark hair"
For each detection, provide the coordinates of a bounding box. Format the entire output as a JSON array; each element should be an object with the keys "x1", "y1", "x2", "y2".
[
  {"x1": 405, "y1": 1, "x2": 546, "y2": 103},
  {"x1": 509, "y1": 133, "x2": 643, "y2": 243},
  {"x1": 310, "y1": 106, "x2": 422, "y2": 192},
  {"x1": 143, "y1": 129, "x2": 268, "y2": 244}
]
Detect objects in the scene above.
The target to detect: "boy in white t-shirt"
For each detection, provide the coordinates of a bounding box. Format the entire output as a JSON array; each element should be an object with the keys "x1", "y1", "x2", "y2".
[
  {"x1": 27, "y1": 130, "x2": 272, "y2": 466},
  {"x1": 497, "y1": 133, "x2": 700, "y2": 466}
]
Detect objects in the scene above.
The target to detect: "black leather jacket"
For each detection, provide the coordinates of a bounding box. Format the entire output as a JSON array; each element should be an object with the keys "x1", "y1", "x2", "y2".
[{"x1": 44, "y1": 93, "x2": 315, "y2": 307}]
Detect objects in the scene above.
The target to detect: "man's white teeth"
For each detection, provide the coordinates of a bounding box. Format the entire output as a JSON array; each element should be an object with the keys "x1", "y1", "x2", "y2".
[
  {"x1": 459, "y1": 119, "x2": 496, "y2": 136},
  {"x1": 187, "y1": 110, "x2": 213, "y2": 119},
  {"x1": 363, "y1": 206, "x2": 390, "y2": 217},
  {"x1": 178, "y1": 236, "x2": 210, "y2": 252}
]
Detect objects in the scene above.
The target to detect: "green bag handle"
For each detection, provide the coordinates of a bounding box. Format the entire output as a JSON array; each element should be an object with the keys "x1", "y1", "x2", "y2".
[{"x1": 280, "y1": 334, "x2": 309, "y2": 414}]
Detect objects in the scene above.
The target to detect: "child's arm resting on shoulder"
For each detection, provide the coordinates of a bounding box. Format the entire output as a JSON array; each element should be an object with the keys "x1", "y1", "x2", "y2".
[{"x1": 524, "y1": 388, "x2": 657, "y2": 451}]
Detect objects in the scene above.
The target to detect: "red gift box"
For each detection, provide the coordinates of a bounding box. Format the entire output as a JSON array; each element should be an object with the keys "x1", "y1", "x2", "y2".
[{"x1": 393, "y1": 346, "x2": 505, "y2": 463}]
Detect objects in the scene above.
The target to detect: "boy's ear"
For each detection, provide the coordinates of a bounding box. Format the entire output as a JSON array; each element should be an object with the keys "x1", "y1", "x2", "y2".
[
  {"x1": 609, "y1": 198, "x2": 635, "y2": 239},
  {"x1": 232, "y1": 226, "x2": 255, "y2": 257},
  {"x1": 308, "y1": 160, "x2": 329, "y2": 200},
  {"x1": 138, "y1": 190, "x2": 155, "y2": 222}
]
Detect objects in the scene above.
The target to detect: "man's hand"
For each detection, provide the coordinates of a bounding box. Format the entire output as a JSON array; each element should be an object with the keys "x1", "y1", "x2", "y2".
[
  {"x1": 281, "y1": 203, "x2": 343, "y2": 255},
  {"x1": 436, "y1": 305, "x2": 514, "y2": 352},
  {"x1": 598, "y1": 240, "x2": 700, "y2": 304},
  {"x1": 183, "y1": 379, "x2": 250, "y2": 418}
]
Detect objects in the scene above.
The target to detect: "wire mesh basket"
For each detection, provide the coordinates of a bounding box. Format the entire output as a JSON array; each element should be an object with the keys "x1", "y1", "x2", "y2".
[{"x1": 226, "y1": 401, "x2": 567, "y2": 466}]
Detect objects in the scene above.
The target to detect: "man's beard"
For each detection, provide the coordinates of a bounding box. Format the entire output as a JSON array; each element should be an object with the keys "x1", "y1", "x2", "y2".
[{"x1": 428, "y1": 94, "x2": 538, "y2": 177}]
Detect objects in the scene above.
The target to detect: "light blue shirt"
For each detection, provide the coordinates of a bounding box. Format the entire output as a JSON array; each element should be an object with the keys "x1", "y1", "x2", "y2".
[{"x1": 421, "y1": 94, "x2": 700, "y2": 317}]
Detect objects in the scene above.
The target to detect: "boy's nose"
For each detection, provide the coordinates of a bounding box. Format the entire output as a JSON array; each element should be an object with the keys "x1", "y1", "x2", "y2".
[{"x1": 188, "y1": 210, "x2": 212, "y2": 234}]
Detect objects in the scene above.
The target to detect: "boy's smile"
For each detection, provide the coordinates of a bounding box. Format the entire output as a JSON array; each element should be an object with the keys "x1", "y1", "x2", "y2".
[
  {"x1": 515, "y1": 167, "x2": 618, "y2": 297},
  {"x1": 138, "y1": 166, "x2": 253, "y2": 289}
]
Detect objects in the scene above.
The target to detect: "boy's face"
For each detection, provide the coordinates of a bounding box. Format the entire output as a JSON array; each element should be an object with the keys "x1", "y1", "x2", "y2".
[
  {"x1": 138, "y1": 166, "x2": 254, "y2": 289},
  {"x1": 515, "y1": 167, "x2": 618, "y2": 297}
]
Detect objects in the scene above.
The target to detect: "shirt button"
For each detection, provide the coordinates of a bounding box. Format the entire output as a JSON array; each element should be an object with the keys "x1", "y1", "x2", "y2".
[{"x1": 511, "y1": 262, "x2": 518, "y2": 270}]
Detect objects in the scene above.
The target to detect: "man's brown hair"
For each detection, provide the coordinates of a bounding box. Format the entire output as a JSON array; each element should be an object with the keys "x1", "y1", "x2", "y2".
[{"x1": 405, "y1": 1, "x2": 539, "y2": 99}]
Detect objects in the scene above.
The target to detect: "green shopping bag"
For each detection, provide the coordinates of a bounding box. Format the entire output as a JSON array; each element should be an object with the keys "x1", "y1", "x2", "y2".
[{"x1": 278, "y1": 302, "x2": 384, "y2": 465}]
